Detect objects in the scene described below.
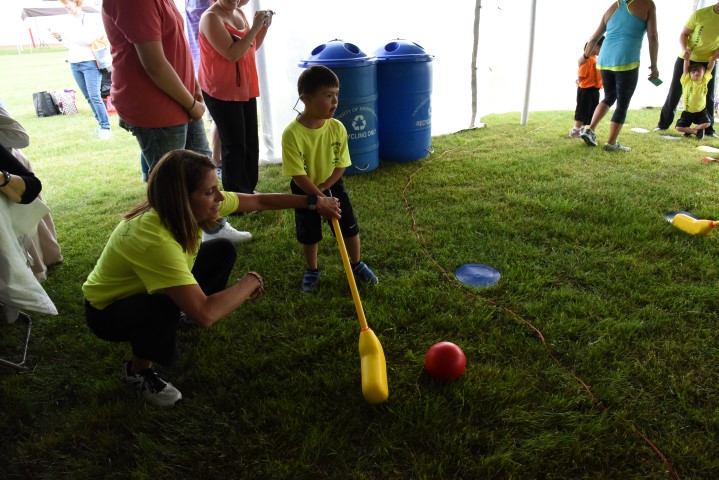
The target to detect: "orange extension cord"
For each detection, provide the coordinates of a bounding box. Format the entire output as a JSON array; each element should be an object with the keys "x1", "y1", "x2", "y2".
[{"x1": 401, "y1": 147, "x2": 678, "y2": 480}]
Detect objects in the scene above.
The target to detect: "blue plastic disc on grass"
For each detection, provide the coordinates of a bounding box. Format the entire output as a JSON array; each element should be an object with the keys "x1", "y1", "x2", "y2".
[{"x1": 455, "y1": 263, "x2": 501, "y2": 288}]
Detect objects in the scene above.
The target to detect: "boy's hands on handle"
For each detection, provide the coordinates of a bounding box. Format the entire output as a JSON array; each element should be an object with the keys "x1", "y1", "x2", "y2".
[{"x1": 315, "y1": 196, "x2": 341, "y2": 220}]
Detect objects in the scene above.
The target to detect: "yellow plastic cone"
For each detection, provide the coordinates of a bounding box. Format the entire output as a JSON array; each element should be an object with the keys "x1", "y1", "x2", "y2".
[
  {"x1": 332, "y1": 217, "x2": 388, "y2": 404},
  {"x1": 671, "y1": 213, "x2": 717, "y2": 236}
]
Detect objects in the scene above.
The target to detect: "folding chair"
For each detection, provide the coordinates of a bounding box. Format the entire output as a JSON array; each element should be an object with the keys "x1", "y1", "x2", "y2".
[{"x1": 0, "y1": 304, "x2": 32, "y2": 371}]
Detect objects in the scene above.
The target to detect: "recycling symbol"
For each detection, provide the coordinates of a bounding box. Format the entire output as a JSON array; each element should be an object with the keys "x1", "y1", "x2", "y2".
[{"x1": 351, "y1": 115, "x2": 366, "y2": 131}]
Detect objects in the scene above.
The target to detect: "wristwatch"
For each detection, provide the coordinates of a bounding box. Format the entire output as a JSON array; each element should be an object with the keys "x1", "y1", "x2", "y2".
[
  {"x1": 307, "y1": 194, "x2": 318, "y2": 211},
  {"x1": 0, "y1": 171, "x2": 10, "y2": 187}
]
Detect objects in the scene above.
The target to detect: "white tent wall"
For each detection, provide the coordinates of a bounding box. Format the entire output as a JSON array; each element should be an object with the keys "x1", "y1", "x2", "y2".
[
  {"x1": 0, "y1": 1, "x2": 712, "y2": 162},
  {"x1": 251, "y1": 0, "x2": 708, "y2": 163},
  {"x1": 0, "y1": 1, "x2": 103, "y2": 50},
  {"x1": 251, "y1": 0, "x2": 480, "y2": 162}
]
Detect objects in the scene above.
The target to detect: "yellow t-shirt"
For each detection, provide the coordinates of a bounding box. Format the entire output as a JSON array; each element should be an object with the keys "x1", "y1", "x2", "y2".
[
  {"x1": 281, "y1": 118, "x2": 351, "y2": 186},
  {"x1": 82, "y1": 192, "x2": 239, "y2": 309},
  {"x1": 681, "y1": 70, "x2": 712, "y2": 113},
  {"x1": 683, "y1": 6, "x2": 719, "y2": 62}
]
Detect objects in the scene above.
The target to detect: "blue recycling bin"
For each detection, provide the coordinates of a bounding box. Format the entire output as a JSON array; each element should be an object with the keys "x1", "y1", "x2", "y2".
[
  {"x1": 374, "y1": 39, "x2": 434, "y2": 162},
  {"x1": 299, "y1": 39, "x2": 379, "y2": 175}
]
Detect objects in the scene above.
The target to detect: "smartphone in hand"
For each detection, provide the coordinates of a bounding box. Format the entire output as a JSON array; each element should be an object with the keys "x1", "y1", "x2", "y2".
[{"x1": 649, "y1": 77, "x2": 663, "y2": 86}]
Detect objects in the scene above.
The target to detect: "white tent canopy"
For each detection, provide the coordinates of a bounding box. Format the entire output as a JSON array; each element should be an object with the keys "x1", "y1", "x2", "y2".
[
  {"x1": 250, "y1": 0, "x2": 712, "y2": 163},
  {"x1": 20, "y1": 0, "x2": 98, "y2": 20},
  {"x1": 0, "y1": 1, "x2": 713, "y2": 162}
]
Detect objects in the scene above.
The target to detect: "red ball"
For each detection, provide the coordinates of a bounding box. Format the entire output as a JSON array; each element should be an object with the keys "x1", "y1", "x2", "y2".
[{"x1": 425, "y1": 341, "x2": 466, "y2": 381}]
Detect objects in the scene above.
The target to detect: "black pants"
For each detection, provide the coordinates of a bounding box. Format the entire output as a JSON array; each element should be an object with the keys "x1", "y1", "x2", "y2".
[
  {"x1": 202, "y1": 92, "x2": 259, "y2": 194},
  {"x1": 600, "y1": 68, "x2": 639, "y2": 125},
  {"x1": 85, "y1": 238, "x2": 237, "y2": 366},
  {"x1": 657, "y1": 56, "x2": 716, "y2": 134}
]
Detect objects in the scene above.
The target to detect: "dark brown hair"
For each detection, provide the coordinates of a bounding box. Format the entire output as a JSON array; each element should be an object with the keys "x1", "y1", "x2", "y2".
[
  {"x1": 124, "y1": 149, "x2": 216, "y2": 253},
  {"x1": 297, "y1": 65, "x2": 340, "y2": 97}
]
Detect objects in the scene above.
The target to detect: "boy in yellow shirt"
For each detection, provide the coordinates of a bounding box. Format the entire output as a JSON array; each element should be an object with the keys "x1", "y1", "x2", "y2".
[
  {"x1": 282, "y1": 65, "x2": 378, "y2": 293},
  {"x1": 675, "y1": 49, "x2": 719, "y2": 139}
]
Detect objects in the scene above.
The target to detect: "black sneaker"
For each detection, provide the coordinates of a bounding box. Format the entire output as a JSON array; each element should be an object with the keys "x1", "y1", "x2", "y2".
[
  {"x1": 123, "y1": 361, "x2": 182, "y2": 408},
  {"x1": 697, "y1": 129, "x2": 705, "y2": 140}
]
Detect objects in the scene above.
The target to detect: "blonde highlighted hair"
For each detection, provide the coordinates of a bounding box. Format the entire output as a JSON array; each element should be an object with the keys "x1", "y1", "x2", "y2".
[{"x1": 124, "y1": 150, "x2": 217, "y2": 253}]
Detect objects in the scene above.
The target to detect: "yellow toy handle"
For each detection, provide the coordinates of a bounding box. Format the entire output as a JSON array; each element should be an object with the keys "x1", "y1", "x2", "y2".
[{"x1": 331, "y1": 217, "x2": 369, "y2": 331}]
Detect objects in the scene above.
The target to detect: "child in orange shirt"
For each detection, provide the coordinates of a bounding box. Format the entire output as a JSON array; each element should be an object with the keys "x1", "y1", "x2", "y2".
[{"x1": 570, "y1": 37, "x2": 604, "y2": 138}]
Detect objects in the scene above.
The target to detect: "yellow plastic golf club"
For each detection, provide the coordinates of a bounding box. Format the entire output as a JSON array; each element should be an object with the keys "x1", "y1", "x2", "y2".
[
  {"x1": 331, "y1": 217, "x2": 388, "y2": 405},
  {"x1": 671, "y1": 213, "x2": 717, "y2": 236}
]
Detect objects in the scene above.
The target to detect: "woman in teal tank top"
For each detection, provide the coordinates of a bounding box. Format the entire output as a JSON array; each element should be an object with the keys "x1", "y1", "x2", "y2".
[{"x1": 577, "y1": 0, "x2": 659, "y2": 152}]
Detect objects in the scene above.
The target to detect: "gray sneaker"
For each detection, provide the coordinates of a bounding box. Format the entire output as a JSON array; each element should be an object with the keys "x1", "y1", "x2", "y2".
[
  {"x1": 603, "y1": 142, "x2": 631, "y2": 152},
  {"x1": 580, "y1": 128, "x2": 598, "y2": 146},
  {"x1": 124, "y1": 361, "x2": 182, "y2": 408}
]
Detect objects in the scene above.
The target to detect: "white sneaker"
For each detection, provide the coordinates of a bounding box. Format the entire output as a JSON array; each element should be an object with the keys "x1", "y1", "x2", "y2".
[
  {"x1": 202, "y1": 222, "x2": 252, "y2": 246},
  {"x1": 96, "y1": 129, "x2": 112, "y2": 140},
  {"x1": 124, "y1": 362, "x2": 182, "y2": 408},
  {"x1": 568, "y1": 127, "x2": 582, "y2": 138}
]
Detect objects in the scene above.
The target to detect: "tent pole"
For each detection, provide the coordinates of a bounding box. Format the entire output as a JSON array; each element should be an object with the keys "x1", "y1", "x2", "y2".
[
  {"x1": 251, "y1": 0, "x2": 279, "y2": 163},
  {"x1": 469, "y1": 0, "x2": 481, "y2": 128},
  {"x1": 520, "y1": 0, "x2": 537, "y2": 126}
]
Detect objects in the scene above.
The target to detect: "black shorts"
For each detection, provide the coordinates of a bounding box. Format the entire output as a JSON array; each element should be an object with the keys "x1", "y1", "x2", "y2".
[
  {"x1": 574, "y1": 87, "x2": 600, "y2": 124},
  {"x1": 676, "y1": 109, "x2": 711, "y2": 128},
  {"x1": 291, "y1": 178, "x2": 359, "y2": 245}
]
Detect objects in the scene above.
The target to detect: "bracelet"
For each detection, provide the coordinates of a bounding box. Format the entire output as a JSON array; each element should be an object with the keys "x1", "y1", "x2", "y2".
[
  {"x1": 0, "y1": 170, "x2": 10, "y2": 187},
  {"x1": 186, "y1": 98, "x2": 196, "y2": 111},
  {"x1": 245, "y1": 271, "x2": 264, "y2": 286}
]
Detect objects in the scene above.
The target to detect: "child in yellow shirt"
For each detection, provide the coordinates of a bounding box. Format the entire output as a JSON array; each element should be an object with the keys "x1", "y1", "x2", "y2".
[{"x1": 675, "y1": 49, "x2": 719, "y2": 139}]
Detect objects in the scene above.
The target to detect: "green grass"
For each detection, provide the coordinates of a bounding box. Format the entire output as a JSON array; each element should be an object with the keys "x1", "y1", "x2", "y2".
[{"x1": 2, "y1": 49, "x2": 718, "y2": 479}]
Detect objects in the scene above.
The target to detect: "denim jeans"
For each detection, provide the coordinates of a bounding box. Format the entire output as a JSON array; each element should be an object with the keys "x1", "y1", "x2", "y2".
[
  {"x1": 70, "y1": 61, "x2": 110, "y2": 130},
  {"x1": 123, "y1": 117, "x2": 211, "y2": 174}
]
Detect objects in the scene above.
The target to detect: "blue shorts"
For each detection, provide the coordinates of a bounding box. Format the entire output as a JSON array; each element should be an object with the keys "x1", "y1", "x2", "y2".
[{"x1": 290, "y1": 178, "x2": 359, "y2": 245}]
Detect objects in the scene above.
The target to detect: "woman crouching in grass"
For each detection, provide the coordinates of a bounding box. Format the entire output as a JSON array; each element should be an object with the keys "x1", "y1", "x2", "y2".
[{"x1": 82, "y1": 149, "x2": 340, "y2": 407}]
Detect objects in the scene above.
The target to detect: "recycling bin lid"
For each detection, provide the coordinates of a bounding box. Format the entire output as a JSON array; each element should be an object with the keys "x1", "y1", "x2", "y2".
[
  {"x1": 374, "y1": 39, "x2": 434, "y2": 63},
  {"x1": 299, "y1": 39, "x2": 375, "y2": 68}
]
